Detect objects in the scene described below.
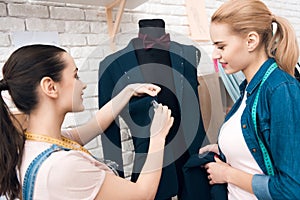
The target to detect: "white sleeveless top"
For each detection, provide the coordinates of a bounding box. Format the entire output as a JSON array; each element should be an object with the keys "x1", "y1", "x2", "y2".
[{"x1": 218, "y1": 92, "x2": 263, "y2": 200}]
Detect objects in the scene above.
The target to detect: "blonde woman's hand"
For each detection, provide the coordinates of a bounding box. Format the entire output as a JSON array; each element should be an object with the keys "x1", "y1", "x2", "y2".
[
  {"x1": 127, "y1": 83, "x2": 161, "y2": 97},
  {"x1": 199, "y1": 144, "x2": 219, "y2": 155},
  {"x1": 150, "y1": 104, "x2": 174, "y2": 140},
  {"x1": 205, "y1": 156, "x2": 230, "y2": 184}
]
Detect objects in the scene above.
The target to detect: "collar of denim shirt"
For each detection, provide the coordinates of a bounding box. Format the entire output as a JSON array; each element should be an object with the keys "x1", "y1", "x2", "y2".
[{"x1": 238, "y1": 58, "x2": 276, "y2": 96}]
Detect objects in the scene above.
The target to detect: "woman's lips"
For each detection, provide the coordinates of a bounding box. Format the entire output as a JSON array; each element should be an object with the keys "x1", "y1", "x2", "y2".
[{"x1": 221, "y1": 63, "x2": 227, "y2": 68}]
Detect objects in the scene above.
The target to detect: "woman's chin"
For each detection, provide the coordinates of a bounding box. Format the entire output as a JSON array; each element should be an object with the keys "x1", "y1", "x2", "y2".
[
  {"x1": 72, "y1": 105, "x2": 85, "y2": 113},
  {"x1": 224, "y1": 68, "x2": 238, "y2": 75}
]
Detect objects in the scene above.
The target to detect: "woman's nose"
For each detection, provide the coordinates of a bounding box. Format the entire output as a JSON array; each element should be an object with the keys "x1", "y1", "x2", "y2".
[
  {"x1": 212, "y1": 48, "x2": 221, "y2": 60},
  {"x1": 82, "y1": 81, "x2": 87, "y2": 90}
]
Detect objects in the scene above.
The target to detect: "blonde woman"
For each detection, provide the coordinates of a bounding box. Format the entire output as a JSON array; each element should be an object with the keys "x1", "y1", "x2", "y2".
[{"x1": 200, "y1": 0, "x2": 300, "y2": 199}]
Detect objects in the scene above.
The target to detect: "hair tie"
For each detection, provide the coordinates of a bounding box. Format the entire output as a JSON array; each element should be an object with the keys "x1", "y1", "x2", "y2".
[
  {"x1": 0, "y1": 79, "x2": 9, "y2": 91},
  {"x1": 271, "y1": 14, "x2": 278, "y2": 36},
  {"x1": 271, "y1": 21, "x2": 278, "y2": 36}
]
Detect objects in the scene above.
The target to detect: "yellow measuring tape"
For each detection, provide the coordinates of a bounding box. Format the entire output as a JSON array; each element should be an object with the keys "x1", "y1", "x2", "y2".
[{"x1": 25, "y1": 132, "x2": 91, "y2": 155}]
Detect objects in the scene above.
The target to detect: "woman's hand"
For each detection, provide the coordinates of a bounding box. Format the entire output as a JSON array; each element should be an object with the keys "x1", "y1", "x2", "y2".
[
  {"x1": 199, "y1": 144, "x2": 219, "y2": 154},
  {"x1": 127, "y1": 83, "x2": 161, "y2": 97},
  {"x1": 205, "y1": 156, "x2": 231, "y2": 184},
  {"x1": 150, "y1": 104, "x2": 174, "y2": 140}
]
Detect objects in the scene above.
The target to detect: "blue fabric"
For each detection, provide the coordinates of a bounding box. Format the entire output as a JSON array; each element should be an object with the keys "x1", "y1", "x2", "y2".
[
  {"x1": 222, "y1": 58, "x2": 300, "y2": 199},
  {"x1": 252, "y1": 174, "x2": 271, "y2": 200},
  {"x1": 182, "y1": 152, "x2": 227, "y2": 200},
  {"x1": 22, "y1": 145, "x2": 66, "y2": 200}
]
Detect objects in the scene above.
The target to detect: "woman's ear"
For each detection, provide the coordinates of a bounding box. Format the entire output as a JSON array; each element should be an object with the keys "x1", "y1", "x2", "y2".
[
  {"x1": 40, "y1": 77, "x2": 58, "y2": 98},
  {"x1": 247, "y1": 31, "x2": 260, "y2": 52}
]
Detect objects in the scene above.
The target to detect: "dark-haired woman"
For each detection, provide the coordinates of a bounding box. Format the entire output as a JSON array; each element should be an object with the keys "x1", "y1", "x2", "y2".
[{"x1": 0, "y1": 44, "x2": 173, "y2": 200}]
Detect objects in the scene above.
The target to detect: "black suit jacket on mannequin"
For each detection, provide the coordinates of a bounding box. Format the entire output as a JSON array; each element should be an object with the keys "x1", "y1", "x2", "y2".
[{"x1": 98, "y1": 25, "x2": 207, "y2": 199}]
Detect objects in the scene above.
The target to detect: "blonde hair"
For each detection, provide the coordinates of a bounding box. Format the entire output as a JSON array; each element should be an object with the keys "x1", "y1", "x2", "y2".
[{"x1": 211, "y1": 0, "x2": 299, "y2": 75}]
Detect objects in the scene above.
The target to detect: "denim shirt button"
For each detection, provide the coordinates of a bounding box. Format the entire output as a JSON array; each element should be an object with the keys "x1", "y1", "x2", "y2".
[
  {"x1": 252, "y1": 148, "x2": 257, "y2": 152},
  {"x1": 242, "y1": 124, "x2": 247, "y2": 128}
]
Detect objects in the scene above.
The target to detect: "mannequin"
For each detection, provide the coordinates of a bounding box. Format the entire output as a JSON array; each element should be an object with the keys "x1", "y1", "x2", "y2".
[{"x1": 98, "y1": 19, "x2": 207, "y2": 200}]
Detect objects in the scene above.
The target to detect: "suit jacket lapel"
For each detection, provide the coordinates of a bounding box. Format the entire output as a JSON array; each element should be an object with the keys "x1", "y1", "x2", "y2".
[
  {"x1": 117, "y1": 40, "x2": 145, "y2": 84},
  {"x1": 169, "y1": 42, "x2": 184, "y2": 105},
  {"x1": 116, "y1": 40, "x2": 185, "y2": 104}
]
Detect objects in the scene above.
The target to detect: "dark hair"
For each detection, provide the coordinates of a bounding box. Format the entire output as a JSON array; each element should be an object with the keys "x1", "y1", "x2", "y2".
[
  {"x1": 211, "y1": 0, "x2": 299, "y2": 75},
  {"x1": 0, "y1": 44, "x2": 66, "y2": 199}
]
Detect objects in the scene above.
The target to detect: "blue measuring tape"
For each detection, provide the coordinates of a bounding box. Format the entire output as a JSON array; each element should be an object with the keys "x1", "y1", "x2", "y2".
[
  {"x1": 251, "y1": 62, "x2": 277, "y2": 176},
  {"x1": 22, "y1": 144, "x2": 68, "y2": 200}
]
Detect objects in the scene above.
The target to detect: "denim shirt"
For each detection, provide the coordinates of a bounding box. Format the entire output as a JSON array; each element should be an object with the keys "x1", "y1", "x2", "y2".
[{"x1": 222, "y1": 58, "x2": 300, "y2": 199}]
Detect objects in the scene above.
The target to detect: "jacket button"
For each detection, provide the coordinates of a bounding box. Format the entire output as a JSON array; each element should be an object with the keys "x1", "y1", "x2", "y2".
[
  {"x1": 242, "y1": 124, "x2": 247, "y2": 128},
  {"x1": 252, "y1": 148, "x2": 257, "y2": 152}
]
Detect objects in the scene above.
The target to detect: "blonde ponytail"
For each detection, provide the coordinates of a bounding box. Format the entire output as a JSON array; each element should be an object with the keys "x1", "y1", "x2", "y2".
[{"x1": 268, "y1": 16, "x2": 299, "y2": 75}]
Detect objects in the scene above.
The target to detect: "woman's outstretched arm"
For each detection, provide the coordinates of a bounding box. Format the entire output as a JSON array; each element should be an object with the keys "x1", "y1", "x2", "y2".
[{"x1": 63, "y1": 83, "x2": 160, "y2": 145}]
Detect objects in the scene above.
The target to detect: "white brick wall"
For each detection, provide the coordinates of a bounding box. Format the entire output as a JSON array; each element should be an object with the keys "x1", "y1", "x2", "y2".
[
  {"x1": 0, "y1": 0, "x2": 299, "y2": 180},
  {"x1": 50, "y1": 6, "x2": 85, "y2": 20},
  {"x1": 8, "y1": 3, "x2": 49, "y2": 18}
]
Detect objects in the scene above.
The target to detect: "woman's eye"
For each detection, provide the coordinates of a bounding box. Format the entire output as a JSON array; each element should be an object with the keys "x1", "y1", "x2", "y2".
[{"x1": 217, "y1": 46, "x2": 224, "y2": 50}]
